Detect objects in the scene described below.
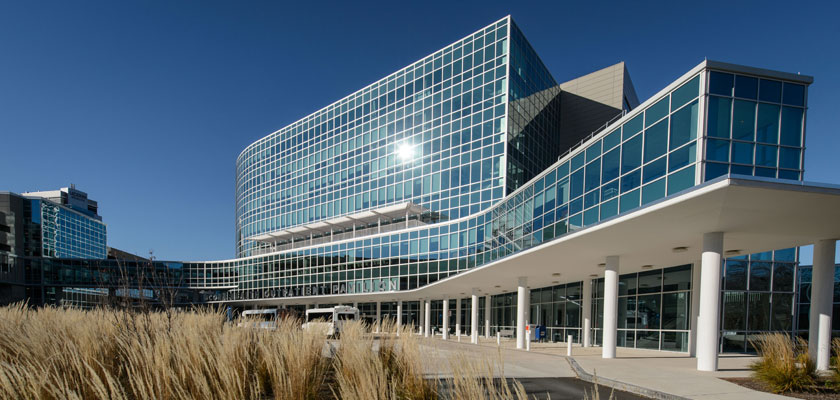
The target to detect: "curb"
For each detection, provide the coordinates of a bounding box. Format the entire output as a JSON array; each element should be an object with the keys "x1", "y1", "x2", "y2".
[{"x1": 565, "y1": 357, "x2": 691, "y2": 400}]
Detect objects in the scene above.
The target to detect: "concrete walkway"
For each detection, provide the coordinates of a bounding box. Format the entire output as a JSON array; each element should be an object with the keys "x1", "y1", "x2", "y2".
[{"x1": 419, "y1": 335, "x2": 791, "y2": 399}]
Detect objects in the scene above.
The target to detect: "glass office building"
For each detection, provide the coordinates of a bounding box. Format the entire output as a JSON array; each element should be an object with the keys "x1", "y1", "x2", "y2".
[{"x1": 5, "y1": 17, "x2": 835, "y2": 361}]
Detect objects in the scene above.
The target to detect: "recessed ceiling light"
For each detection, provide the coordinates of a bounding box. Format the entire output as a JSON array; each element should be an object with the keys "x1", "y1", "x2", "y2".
[
  {"x1": 725, "y1": 249, "x2": 742, "y2": 256},
  {"x1": 672, "y1": 246, "x2": 689, "y2": 253},
  {"x1": 589, "y1": 274, "x2": 598, "y2": 277},
  {"x1": 494, "y1": 285, "x2": 501, "y2": 288},
  {"x1": 641, "y1": 264, "x2": 653, "y2": 269},
  {"x1": 552, "y1": 273, "x2": 561, "y2": 277},
  {"x1": 551, "y1": 281, "x2": 559, "y2": 284},
  {"x1": 597, "y1": 263, "x2": 606, "y2": 267}
]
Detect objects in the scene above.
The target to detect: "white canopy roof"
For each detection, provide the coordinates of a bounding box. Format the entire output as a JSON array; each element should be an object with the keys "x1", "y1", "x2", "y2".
[{"x1": 247, "y1": 201, "x2": 429, "y2": 243}]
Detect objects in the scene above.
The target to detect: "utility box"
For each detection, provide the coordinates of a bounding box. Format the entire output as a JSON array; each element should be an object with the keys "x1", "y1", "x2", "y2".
[
  {"x1": 526, "y1": 324, "x2": 537, "y2": 341},
  {"x1": 535, "y1": 325, "x2": 547, "y2": 342}
]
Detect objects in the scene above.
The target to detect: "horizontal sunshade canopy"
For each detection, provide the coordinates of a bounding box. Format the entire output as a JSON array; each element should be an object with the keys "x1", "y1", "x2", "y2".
[{"x1": 247, "y1": 202, "x2": 429, "y2": 243}]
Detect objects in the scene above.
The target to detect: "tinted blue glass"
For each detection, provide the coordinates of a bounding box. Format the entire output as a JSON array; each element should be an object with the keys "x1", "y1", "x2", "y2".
[
  {"x1": 569, "y1": 198, "x2": 583, "y2": 215},
  {"x1": 756, "y1": 103, "x2": 780, "y2": 143},
  {"x1": 734, "y1": 75, "x2": 757, "y2": 99},
  {"x1": 604, "y1": 129, "x2": 621, "y2": 150},
  {"x1": 755, "y1": 145, "x2": 777, "y2": 167},
  {"x1": 706, "y1": 139, "x2": 730, "y2": 162},
  {"x1": 584, "y1": 189, "x2": 599, "y2": 208},
  {"x1": 601, "y1": 148, "x2": 620, "y2": 183},
  {"x1": 601, "y1": 198, "x2": 618, "y2": 219},
  {"x1": 622, "y1": 134, "x2": 642, "y2": 174},
  {"x1": 671, "y1": 75, "x2": 699, "y2": 111},
  {"x1": 641, "y1": 178, "x2": 666, "y2": 205},
  {"x1": 709, "y1": 72, "x2": 733, "y2": 96},
  {"x1": 759, "y1": 79, "x2": 782, "y2": 103},
  {"x1": 705, "y1": 162, "x2": 729, "y2": 180},
  {"x1": 669, "y1": 100, "x2": 697, "y2": 150},
  {"x1": 619, "y1": 189, "x2": 640, "y2": 213},
  {"x1": 620, "y1": 169, "x2": 641, "y2": 193},
  {"x1": 780, "y1": 107, "x2": 803, "y2": 146},
  {"x1": 779, "y1": 147, "x2": 801, "y2": 170},
  {"x1": 732, "y1": 100, "x2": 756, "y2": 140},
  {"x1": 644, "y1": 120, "x2": 668, "y2": 163},
  {"x1": 778, "y1": 170, "x2": 800, "y2": 180},
  {"x1": 586, "y1": 141, "x2": 602, "y2": 162},
  {"x1": 601, "y1": 180, "x2": 619, "y2": 201},
  {"x1": 731, "y1": 142, "x2": 754, "y2": 165},
  {"x1": 730, "y1": 165, "x2": 753, "y2": 175},
  {"x1": 643, "y1": 157, "x2": 667, "y2": 183},
  {"x1": 668, "y1": 143, "x2": 696, "y2": 172},
  {"x1": 667, "y1": 166, "x2": 695, "y2": 195},
  {"x1": 707, "y1": 97, "x2": 731, "y2": 138},
  {"x1": 570, "y1": 169, "x2": 584, "y2": 198},
  {"x1": 623, "y1": 115, "x2": 643, "y2": 139},
  {"x1": 571, "y1": 153, "x2": 585, "y2": 171},
  {"x1": 645, "y1": 97, "x2": 669, "y2": 127},
  {"x1": 584, "y1": 207, "x2": 599, "y2": 226},
  {"x1": 755, "y1": 167, "x2": 776, "y2": 178},
  {"x1": 783, "y1": 83, "x2": 805, "y2": 106},
  {"x1": 585, "y1": 160, "x2": 600, "y2": 191}
]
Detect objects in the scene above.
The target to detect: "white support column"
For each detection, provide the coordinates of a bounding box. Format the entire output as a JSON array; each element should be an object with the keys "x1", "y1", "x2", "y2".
[
  {"x1": 375, "y1": 301, "x2": 382, "y2": 333},
  {"x1": 419, "y1": 300, "x2": 425, "y2": 334},
  {"x1": 456, "y1": 298, "x2": 462, "y2": 336},
  {"x1": 442, "y1": 298, "x2": 450, "y2": 340},
  {"x1": 582, "y1": 278, "x2": 592, "y2": 347},
  {"x1": 697, "y1": 232, "x2": 723, "y2": 371},
  {"x1": 516, "y1": 277, "x2": 529, "y2": 349},
  {"x1": 424, "y1": 300, "x2": 431, "y2": 338},
  {"x1": 471, "y1": 290, "x2": 479, "y2": 344},
  {"x1": 484, "y1": 295, "x2": 492, "y2": 338},
  {"x1": 396, "y1": 300, "x2": 403, "y2": 336},
  {"x1": 688, "y1": 260, "x2": 702, "y2": 357},
  {"x1": 810, "y1": 239, "x2": 837, "y2": 371},
  {"x1": 602, "y1": 256, "x2": 619, "y2": 359}
]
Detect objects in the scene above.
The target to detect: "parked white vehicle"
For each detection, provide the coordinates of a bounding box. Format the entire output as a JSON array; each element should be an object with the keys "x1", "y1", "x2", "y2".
[
  {"x1": 301, "y1": 306, "x2": 359, "y2": 336},
  {"x1": 238, "y1": 309, "x2": 278, "y2": 330}
]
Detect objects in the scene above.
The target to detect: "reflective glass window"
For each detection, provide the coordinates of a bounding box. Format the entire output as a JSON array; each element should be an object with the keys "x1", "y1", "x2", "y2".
[
  {"x1": 644, "y1": 120, "x2": 668, "y2": 163},
  {"x1": 709, "y1": 72, "x2": 733, "y2": 96},
  {"x1": 705, "y1": 162, "x2": 728, "y2": 180},
  {"x1": 706, "y1": 139, "x2": 730, "y2": 162},
  {"x1": 646, "y1": 97, "x2": 669, "y2": 127},
  {"x1": 662, "y1": 292, "x2": 688, "y2": 330},
  {"x1": 641, "y1": 178, "x2": 666, "y2": 205},
  {"x1": 734, "y1": 75, "x2": 757, "y2": 99},
  {"x1": 669, "y1": 100, "x2": 697, "y2": 150},
  {"x1": 782, "y1": 83, "x2": 805, "y2": 106},
  {"x1": 756, "y1": 103, "x2": 780, "y2": 143},
  {"x1": 671, "y1": 76, "x2": 699, "y2": 111},
  {"x1": 667, "y1": 166, "x2": 695, "y2": 195},
  {"x1": 619, "y1": 189, "x2": 640, "y2": 213},
  {"x1": 780, "y1": 106, "x2": 803, "y2": 146},
  {"x1": 707, "y1": 96, "x2": 731, "y2": 138},
  {"x1": 755, "y1": 145, "x2": 777, "y2": 167},
  {"x1": 669, "y1": 143, "x2": 696, "y2": 172},
  {"x1": 725, "y1": 259, "x2": 748, "y2": 290},
  {"x1": 585, "y1": 160, "x2": 601, "y2": 192},
  {"x1": 601, "y1": 147, "x2": 620, "y2": 183},
  {"x1": 779, "y1": 147, "x2": 800, "y2": 170},
  {"x1": 732, "y1": 100, "x2": 756, "y2": 141},
  {"x1": 604, "y1": 128, "x2": 621, "y2": 150},
  {"x1": 759, "y1": 79, "x2": 782, "y2": 103},
  {"x1": 722, "y1": 291, "x2": 747, "y2": 330},
  {"x1": 621, "y1": 134, "x2": 642, "y2": 173},
  {"x1": 748, "y1": 292, "x2": 771, "y2": 330},
  {"x1": 623, "y1": 114, "x2": 643, "y2": 139},
  {"x1": 620, "y1": 169, "x2": 641, "y2": 193},
  {"x1": 731, "y1": 141, "x2": 754, "y2": 165},
  {"x1": 749, "y1": 262, "x2": 771, "y2": 291},
  {"x1": 643, "y1": 157, "x2": 666, "y2": 183}
]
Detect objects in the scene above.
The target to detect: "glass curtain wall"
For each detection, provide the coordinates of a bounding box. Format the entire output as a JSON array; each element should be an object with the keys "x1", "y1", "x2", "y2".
[
  {"x1": 592, "y1": 264, "x2": 692, "y2": 352},
  {"x1": 796, "y1": 265, "x2": 840, "y2": 338},
  {"x1": 720, "y1": 249, "x2": 797, "y2": 352}
]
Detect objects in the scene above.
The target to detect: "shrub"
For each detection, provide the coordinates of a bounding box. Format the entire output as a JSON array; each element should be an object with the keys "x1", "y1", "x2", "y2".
[{"x1": 750, "y1": 333, "x2": 816, "y2": 393}]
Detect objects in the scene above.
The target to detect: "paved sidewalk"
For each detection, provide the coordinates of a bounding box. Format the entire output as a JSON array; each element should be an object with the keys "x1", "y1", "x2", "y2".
[{"x1": 420, "y1": 334, "x2": 790, "y2": 399}]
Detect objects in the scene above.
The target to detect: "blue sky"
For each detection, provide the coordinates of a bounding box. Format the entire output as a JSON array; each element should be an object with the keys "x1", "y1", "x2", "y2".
[{"x1": 1, "y1": 0, "x2": 838, "y2": 262}]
